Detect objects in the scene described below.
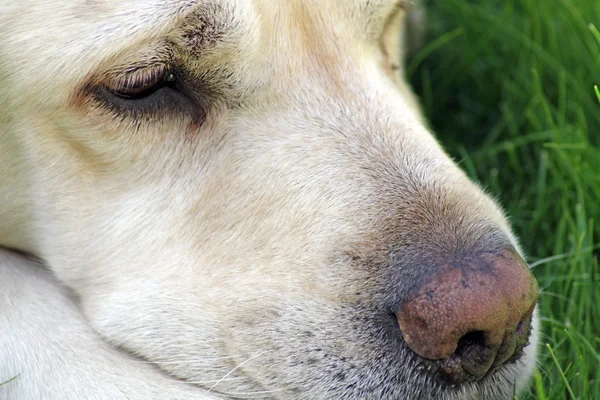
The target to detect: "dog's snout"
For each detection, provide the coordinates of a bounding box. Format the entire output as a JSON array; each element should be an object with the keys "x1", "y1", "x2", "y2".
[{"x1": 396, "y1": 248, "x2": 538, "y2": 383}]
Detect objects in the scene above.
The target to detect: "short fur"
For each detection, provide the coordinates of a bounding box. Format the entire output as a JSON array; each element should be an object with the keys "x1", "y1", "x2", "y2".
[{"x1": 0, "y1": 1, "x2": 539, "y2": 399}]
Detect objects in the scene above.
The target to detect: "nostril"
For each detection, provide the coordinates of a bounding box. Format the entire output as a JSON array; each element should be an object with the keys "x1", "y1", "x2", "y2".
[
  {"x1": 516, "y1": 319, "x2": 526, "y2": 335},
  {"x1": 455, "y1": 331, "x2": 487, "y2": 355},
  {"x1": 440, "y1": 315, "x2": 534, "y2": 383},
  {"x1": 511, "y1": 314, "x2": 534, "y2": 359},
  {"x1": 450, "y1": 331, "x2": 496, "y2": 378}
]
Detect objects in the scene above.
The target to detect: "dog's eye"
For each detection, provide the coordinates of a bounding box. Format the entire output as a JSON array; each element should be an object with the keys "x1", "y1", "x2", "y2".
[
  {"x1": 105, "y1": 64, "x2": 174, "y2": 99},
  {"x1": 93, "y1": 64, "x2": 202, "y2": 122}
]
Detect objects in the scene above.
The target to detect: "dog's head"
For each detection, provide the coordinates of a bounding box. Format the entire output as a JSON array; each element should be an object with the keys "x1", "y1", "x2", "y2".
[{"x1": 0, "y1": 1, "x2": 539, "y2": 398}]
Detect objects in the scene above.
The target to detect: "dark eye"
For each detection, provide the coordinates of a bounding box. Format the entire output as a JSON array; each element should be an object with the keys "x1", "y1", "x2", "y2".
[{"x1": 95, "y1": 64, "x2": 203, "y2": 121}]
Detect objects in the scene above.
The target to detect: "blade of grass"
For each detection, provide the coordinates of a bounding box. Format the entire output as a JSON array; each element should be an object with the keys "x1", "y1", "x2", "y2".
[
  {"x1": 0, "y1": 375, "x2": 19, "y2": 387},
  {"x1": 546, "y1": 343, "x2": 577, "y2": 399}
]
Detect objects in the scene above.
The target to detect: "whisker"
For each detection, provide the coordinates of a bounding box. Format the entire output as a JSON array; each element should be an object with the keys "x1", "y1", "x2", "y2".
[
  {"x1": 184, "y1": 376, "x2": 243, "y2": 385},
  {"x1": 153, "y1": 355, "x2": 237, "y2": 364},
  {"x1": 207, "y1": 351, "x2": 269, "y2": 392}
]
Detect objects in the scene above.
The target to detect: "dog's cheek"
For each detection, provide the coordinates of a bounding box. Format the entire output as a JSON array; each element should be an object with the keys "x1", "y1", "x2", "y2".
[
  {"x1": 76, "y1": 283, "x2": 215, "y2": 357},
  {"x1": 77, "y1": 287, "x2": 154, "y2": 349},
  {"x1": 76, "y1": 278, "x2": 279, "y2": 381}
]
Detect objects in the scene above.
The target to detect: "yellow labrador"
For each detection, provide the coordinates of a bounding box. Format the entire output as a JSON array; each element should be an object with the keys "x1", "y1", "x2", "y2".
[{"x1": 0, "y1": 1, "x2": 539, "y2": 399}]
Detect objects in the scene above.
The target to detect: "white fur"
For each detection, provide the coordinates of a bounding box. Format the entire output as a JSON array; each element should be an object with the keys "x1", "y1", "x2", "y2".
[
  {"x1": 0, "y1": 1, "x2": 538, "y2": 399},
  {"x1": 0, "y1": 250, "x2": 224, "y2": 399}
]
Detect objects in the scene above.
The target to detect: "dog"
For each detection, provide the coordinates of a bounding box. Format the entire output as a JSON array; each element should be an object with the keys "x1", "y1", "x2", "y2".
[{"x1": 0, "y1": 1, "x2": 540, "y2": 399}]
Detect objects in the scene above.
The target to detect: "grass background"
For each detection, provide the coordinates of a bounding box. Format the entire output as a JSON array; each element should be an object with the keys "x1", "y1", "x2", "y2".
[{"x1": 410, "y1": 0, "x2": 600, "y2": 398}]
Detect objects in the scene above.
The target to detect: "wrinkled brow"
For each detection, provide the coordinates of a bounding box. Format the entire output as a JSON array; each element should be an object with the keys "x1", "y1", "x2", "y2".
[{"x1": 169, "y1": 0, "x2": 244, "y2": 55}]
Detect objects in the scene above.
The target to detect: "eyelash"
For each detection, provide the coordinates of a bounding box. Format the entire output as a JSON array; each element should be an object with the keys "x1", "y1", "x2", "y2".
[{"x1": 106, "y1": 64, "x2": 174, "y2": 99}]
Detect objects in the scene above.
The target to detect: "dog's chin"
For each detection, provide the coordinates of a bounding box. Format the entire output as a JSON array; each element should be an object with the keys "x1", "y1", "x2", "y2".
[
  {"x1": 195, "y1": 351, "x2": 536, "y2": 400},
  {"x1": 187, "y1": 313, "x2": 539, "y2": 400}
]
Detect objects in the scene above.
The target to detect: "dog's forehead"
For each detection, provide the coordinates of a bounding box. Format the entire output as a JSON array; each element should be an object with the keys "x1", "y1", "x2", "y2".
[
  {"x1": 6, "y1": 0, "x2": 404, "y2": 57},
  {"x1": 169, "y1": 0, "x2": 406, "y2": 57},
  {"x1": 44, "y1": 0, "x2": 404, "y2": 52},
  {"x1": 173, "y1": 0, "x2": 407, "y2": 34},
  {"x1": 169, "y1": 0, "x2": 408, "y2": 86},
  {"x1": 0, "y1": 0, "x2": 405, "y2": 108}
]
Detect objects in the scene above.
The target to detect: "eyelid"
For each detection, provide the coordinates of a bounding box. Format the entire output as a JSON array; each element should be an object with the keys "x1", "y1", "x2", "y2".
[{"x1": 104, "y1": 64, "x2": 171, "y2": 97}]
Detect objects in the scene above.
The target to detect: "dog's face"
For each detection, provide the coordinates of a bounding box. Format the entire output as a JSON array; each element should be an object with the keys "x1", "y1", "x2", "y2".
[{"x1": 0, "y1": 1, "x2": 539, "y2": 398}]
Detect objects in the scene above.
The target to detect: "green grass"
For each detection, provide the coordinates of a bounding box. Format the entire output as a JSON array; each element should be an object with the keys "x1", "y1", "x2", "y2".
[
  {"x1": 410, "y1": 1, "x2": 600, "y2": 399},
  {"x1": 0, "y1": 375, "x2": 18, "y2": 387}
]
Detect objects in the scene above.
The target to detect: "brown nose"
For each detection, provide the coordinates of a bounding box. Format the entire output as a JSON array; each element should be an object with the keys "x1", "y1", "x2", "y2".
[{"x1": 397, "y1": 248, "x2": 538, "y2": 382}]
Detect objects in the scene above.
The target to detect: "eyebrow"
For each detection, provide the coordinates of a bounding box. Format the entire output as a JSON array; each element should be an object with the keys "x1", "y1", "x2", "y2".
[{"x1": 169, "y1": 2, "x2": 242, "y2": 57}]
